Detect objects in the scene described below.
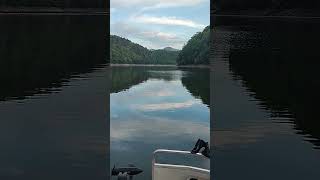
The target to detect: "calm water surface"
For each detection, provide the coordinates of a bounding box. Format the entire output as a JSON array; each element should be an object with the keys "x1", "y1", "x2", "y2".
[
  {"x1": 213, "y1": 17, "x2": 320, "y2": 180},
  {"x1": 0, "y1": 15, "x2": 108, "y2": 179},
  {"x1": 110, "y1": 66, "x2": 210, "y2": 180}
]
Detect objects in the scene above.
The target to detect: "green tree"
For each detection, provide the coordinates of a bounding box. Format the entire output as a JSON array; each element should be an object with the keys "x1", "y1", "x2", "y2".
[{"x1": 177, "y1": 26, "x2": 210, "y2": 65}]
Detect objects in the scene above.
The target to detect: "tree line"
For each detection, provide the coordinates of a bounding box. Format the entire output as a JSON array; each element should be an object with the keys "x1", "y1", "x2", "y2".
[
  {"x1": 110, "y1": 35, "x2": 179, "y2": 64},
  {"x1": 176, "y1": 26, "x2": 210, "y2": 65},
  {"x1": 110, "y1": 25, "x2": 210, "y2": 65}
]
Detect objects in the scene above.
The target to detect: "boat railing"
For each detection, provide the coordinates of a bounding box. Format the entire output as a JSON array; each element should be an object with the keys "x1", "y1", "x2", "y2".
[{"x1": 152, "y1": 149, "x2": 210, "y2": 180}]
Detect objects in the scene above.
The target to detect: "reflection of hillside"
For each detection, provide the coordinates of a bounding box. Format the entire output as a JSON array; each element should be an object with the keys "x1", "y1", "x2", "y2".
[
  {"x1": 180, "y1": 68, "x2": 210, "y2": 106},
  {"x1": 111, "y1": 67, "x2": 149, "y2": 93},
  {"x1": 111, "y1": 66, "x2": 210, "y2": 107},
  {"x1": 111, "y1": 66, "x2": 179, "y2": 93},
  {"x1": 221, "y1": 17, "x2": 320, "y2": 147},
  {"x1": 0, "y1": 15, "x2": 108, "y2": 101}
]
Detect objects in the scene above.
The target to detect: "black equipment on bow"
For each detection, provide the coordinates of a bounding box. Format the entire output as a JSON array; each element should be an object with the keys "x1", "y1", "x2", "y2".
[
  {"x1": 191, "y1": 139, "x2": 210, "y2": 158},
  {"x1": 111, "y1": 164, "x2": 143, "y2": 180}
]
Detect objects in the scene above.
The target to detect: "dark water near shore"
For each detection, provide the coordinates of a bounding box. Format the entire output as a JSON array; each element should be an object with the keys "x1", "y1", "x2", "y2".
[
  {"x1": 110, "y1": 66, "x2": 210, "y2": 180},
  {"x1": 212, "y1": 16, "x2": 320, "y2": 180},
  {"x1": 0, "y1": 15, "x2": 109, "y2": 179}
]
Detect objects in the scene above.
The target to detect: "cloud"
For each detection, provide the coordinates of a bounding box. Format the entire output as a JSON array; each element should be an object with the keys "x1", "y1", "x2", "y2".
[
  {"x1": 111, "y1": 22, "x2": 140, "y2": 37},
  {"x1": 111, "y1": 0, "x2": 206, "y2": 9},
  {"x1": 111, "y1": 22, "x2": 186, "y2": 49},
  {"x1": 135, "y1": 100, "x2": 201, "y2": 111},
  {"x1": 110, "y1": 0, "x2": 209, "y2": 49},
  {"x1": 140, "y1": 31, "x2": 179, "y2": 41},
  {"x1": 110, "y1": 8, "x2": 116, "y2": 13},
  {"x1": 134, "y1": 15, "x2": 206, "y2": 28}
]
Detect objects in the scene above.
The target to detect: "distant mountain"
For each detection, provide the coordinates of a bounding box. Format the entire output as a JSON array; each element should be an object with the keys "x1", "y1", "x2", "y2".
[
  {"x1": 149, "y1": 49, "x2": 180, "y2": 64},
  {"x1": 110, "y1": 35, "x2": 179, "y2": 64},
  {"x1": 111, "y1": 28, "x2": 211, "y2": 65},
  {"x1": 163, "y1": 47, "x2": 180, "y2": 52},
  {"x1": 177, "y1": 26, "x2": 210, "y2": 65}
]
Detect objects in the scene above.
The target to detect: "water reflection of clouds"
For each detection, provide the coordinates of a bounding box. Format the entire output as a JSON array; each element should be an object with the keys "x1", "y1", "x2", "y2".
[
  {"x1": 111, "y1": 116, "x2": 209, "y2": 145},
  {"x1": 135, "y1": 99, "x2": 201, "y2": 111},
  {"x1": 147, "y1": 70, "x2": 187, "y2": 80},
  {"x1": 111, "y1": 78, "x2": 210, "y2": 151},
  {"x1": 143, "y1": 89, "x2": 175, "y2": 97},
  {"x1": 111, "y1": 79, "x2": 190, "y2": 107},
  {"x1": 111, "y1": 79, "x2": 208, "y2": 121},
  {"x1": 112, "y1": 79, "x2": 181, "y2": 97}
]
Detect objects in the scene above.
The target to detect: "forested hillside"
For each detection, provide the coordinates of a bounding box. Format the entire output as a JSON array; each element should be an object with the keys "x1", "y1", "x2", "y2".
[
  {"x1": 176, "y1": 26, "x2": 210, "y2": 65},
  {"x1": 110, "y1": 35, "x2": 179, "y2": 64}
]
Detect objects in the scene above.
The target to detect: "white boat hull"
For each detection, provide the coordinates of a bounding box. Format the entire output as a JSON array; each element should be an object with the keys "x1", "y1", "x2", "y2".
[{"x1": 152, "y1": 149, "x2": 210, "y2": 180}]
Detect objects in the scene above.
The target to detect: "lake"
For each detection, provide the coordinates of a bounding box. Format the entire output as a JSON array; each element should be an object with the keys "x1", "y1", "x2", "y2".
[
  {"x1": 0, "y1": 15, "x2": 109, "y2": 180},
  {"x1": 110, "y1": 66, "x2": 210, "y2": 180},
  {"x1": 0, "y1": 14, "x2": 211, "y2": 180},
  {"x1": 212, "y1": 16, "x2": 320, "y2": 180}
]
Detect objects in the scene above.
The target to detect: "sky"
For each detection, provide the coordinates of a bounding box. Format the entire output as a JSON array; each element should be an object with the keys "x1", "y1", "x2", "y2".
[{"x1": 110, "y1": 0, "x2": 210, "y2": 50}]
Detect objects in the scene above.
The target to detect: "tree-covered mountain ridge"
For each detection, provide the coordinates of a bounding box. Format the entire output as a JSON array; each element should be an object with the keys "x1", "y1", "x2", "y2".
[
  {"x1": 177, "y1": 26, "x2": 210, "y2": 65},
  {"x1": 111, "y1": 25, "x2": 210, "y2": 65},
  {"x1": 110, "y1": 35, "x2": 180, "y2": 64}
]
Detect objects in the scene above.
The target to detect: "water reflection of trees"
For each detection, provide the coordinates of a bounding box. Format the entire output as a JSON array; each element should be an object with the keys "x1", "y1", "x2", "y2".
[
  {"x1": 111, "y1": 66, "x2": 210, "y2": 107},
  {"x1": 0, "y1": 15, "x2": 108, "y2": 101},
  {"x1": 220, "y1": 17, "x2": 320, "y2": 148},
  {"x1": 111, "y1": 66, "x2": 149, "y2": 93},
  {"x1": 180, "y1": 68, "x2": 210, "y2": 106},
  {"x1": 111, "y1": 66, "x2": 180, "y2": 94}
]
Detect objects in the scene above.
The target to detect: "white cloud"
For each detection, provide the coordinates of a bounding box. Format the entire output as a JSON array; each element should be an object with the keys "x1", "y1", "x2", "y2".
[
  {"x1": 110, "y1": 0, "x2": 209, "y2": 49},
  {"x1": 135, "y1": 100, "x2": 201, "y2": 111},
  {"x1": 111, "y1": 0, "x2": 206, "y2": 9},
  {"x1": 111, "y1": 22, "x2": 186, "y2": 49},
  {"x1": 134, "y1": 15, "x2": 206, "y2": 28},
  {"x1": 110, "y1": 8, "x2": 116, "y2": 13},
  {"x1": 140, "y1": 31, "x2": 178, "y2": 41}
]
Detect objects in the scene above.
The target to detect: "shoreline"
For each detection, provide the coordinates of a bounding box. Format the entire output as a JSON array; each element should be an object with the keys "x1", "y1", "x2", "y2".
[{"x1": 110, "y1": 63, "x2": 211, "y2": 68}]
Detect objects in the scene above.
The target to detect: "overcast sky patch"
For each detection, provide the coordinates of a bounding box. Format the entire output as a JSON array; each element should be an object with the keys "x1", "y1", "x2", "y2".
[
  {"x1": 110, "y1": 0, "x2": 209, "y2": 49},
  {"x1": 133, "y1": 15, "x2": 206, "y2": 29}
]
